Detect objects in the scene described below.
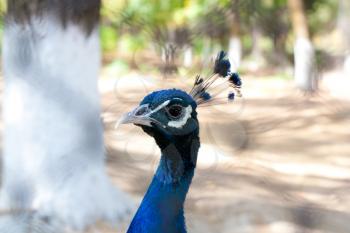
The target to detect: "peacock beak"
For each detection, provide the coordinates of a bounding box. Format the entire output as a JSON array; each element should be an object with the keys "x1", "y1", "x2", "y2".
[{"x1": 116, "y1": 104, "x2": 154, "y2": 128}]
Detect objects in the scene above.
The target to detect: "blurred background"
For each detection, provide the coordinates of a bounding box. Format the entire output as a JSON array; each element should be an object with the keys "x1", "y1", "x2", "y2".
[
  {"x1": 0, "y1": 0, "x2": 349, "y2": 90},
  {"x1": 1, "y1": 0, "x2": 350, "y2": 232}
]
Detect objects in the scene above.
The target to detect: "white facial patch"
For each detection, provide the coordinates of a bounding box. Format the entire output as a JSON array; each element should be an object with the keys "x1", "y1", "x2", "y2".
[{"x1": 168, "y1": 105, "x2": 193, "y2": 128}]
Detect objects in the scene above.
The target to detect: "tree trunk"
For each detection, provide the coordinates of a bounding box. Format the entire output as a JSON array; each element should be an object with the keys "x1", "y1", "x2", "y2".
[
  {"x1": 161, "y1": 43, "x2": 177, "y2": 76},
  {"x1": 248, "y1": 23, "x2": 265, "y2": 70},
  {"x1": 251, "y1": 25, "x2": 262, "y2": 58},
  {"x1": 345, "y1": 55, "x2": 350, "y2": 75},
  {"x1": 288, "y1": 0, "x2": 317, "y2": 92},
  {"x1": 338, "y1": 0, "x2": 350, "y2": 75},
  {"x1": 228, "y1": 0, "x2": 242, "y2": 72},
  {"x1": 183, "y1": 46, "x2": 193, "y2": 67},
  {"x1": 273, "y1": 33, "x2": 289, "y2": 66},
  {"x1": 0, "y1": 1, "x2": 132, "y2": 231}
]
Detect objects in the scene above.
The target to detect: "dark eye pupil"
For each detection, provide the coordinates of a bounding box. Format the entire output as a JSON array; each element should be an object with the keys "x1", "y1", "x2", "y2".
[{"x1": 168, "y1": 105, "x2": 183, "y2": 118}]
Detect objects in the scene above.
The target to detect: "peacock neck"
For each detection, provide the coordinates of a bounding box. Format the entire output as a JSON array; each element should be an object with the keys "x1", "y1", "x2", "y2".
[{"x1": 127, "y1": 130, "x2": 200, "y2": 233}]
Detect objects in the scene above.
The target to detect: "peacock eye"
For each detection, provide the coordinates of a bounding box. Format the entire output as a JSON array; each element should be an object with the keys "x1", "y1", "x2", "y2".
[{"x1": 166, "y1": 104, "x2": 183, "y2": 119}]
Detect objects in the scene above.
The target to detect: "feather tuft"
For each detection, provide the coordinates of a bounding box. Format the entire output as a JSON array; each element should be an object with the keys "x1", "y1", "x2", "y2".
[
  {"x1": 200, "y1": 92, "x2": 211, "y2": 101},
  {"x1": 189, "y1": 51, "x2": 242, "y2": 106},
  {"x1": 229, "y1": 73, "x2": 242, "y2": 87},
  {"x1": 228, "y1": 92, "x2": 235, "y2": 101},
  {"x1": 214, "y1": 51, "x2": 231, "y2": 77}
]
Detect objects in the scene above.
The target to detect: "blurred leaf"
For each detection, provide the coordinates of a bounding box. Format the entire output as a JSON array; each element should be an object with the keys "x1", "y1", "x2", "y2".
[
  {"x1": 100, "y1": 26, "x2": 118, "y2": 51},
  {"x1": 119, "y1": 34, "x2": 146, "y2": 53},
  {"x1": 105, "y1": 59, "x2": 129, "y2": 75}
]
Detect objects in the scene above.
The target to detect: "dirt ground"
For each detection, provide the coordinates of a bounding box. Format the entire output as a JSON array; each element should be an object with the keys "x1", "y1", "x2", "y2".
[
  {"x1": 99, "y1": 68, "x2": 350, "y2": 233},
  {"x1": 0, "y1": 68, "x2": 349, "y2": 233}
]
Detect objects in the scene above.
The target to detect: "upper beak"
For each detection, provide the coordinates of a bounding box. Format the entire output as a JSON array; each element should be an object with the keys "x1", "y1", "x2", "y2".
[{"x1": 116, "y1": 104, "x2": 153, "y2": 128}]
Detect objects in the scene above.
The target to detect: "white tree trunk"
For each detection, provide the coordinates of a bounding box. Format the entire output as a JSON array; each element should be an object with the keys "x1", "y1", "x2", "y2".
[
  {"x1": 0, "y1": 15, "x2": 132, "y2": 232},
  {"x1": 183, "y1": 47, "x2": 193, "y2": 67},
  {"x1": 228, "y1": 36, "x2": 242, "y2": 72},
  {"x1": 288, "y1": 0, "x2": 317, "y2": 92},
  {"x1": 338, "y1": 0, "x2": 350, "y2": 75},
  {"x1": 345, "y1": 54, "x2": 350, "y2": 75},
  {"x1": 293, "y1": 38, "x2": 317, "y2": 92}
]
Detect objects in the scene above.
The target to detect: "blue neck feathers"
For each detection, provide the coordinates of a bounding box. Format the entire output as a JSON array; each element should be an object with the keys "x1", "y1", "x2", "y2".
[{"x1": 127, "y1": 131, "x2": 200, "y2": 233}]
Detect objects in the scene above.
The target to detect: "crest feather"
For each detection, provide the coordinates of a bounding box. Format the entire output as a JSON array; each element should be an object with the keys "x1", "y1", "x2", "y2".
[{"x1": 189, "y1": 51, "x2": 242, "y2": 106}]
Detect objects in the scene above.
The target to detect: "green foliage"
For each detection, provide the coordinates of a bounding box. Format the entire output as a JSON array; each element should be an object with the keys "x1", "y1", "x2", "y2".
[
  {"x1": 118, "y1": 34, "x2": 146, "y2": 53},
  {"x1": 105, "y1": 59, "x2": 130, "y2": 76},
  {"x1": 100, "y1": 25, "x2": 118, "y2": 51},
  {"x1": 0, "y1": 0, "x2": 341, "y2": 72},
  {"x1": 0, "y1": 0, "x2": 6, "y2": 54},
  {"x1": 241, "y1": 34, "x2": 253, "y2": 51},
  {"x1": 98, "y1": 0, "x2": 341, "y2": 72},
  {"x1": 192, "y1": 37, "x2": 205, "y2": 55},
  {"x1": 306, "y1": 0, "x2": 339, "y2": 35}
]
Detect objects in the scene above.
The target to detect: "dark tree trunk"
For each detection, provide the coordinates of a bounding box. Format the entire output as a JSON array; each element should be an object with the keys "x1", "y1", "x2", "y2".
[
  {"x1": 7, "y1": 0, "x2": 100, "y2": 34},
  {"x1": 161, "y1": 43, "x2": 178, "y2": 76}
]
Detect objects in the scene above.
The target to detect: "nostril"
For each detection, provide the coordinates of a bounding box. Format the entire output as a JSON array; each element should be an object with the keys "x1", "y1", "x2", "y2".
[{"x1": 135, "y1": 106, "x2": 148, "y2": 116}]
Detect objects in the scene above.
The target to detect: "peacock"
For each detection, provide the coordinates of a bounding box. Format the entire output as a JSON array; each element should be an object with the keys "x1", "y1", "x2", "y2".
[{"x1": 119, "y1": 51, "x2": 242, "y2": 233}]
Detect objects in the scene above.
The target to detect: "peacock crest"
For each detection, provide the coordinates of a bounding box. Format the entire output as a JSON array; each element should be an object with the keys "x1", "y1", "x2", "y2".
[{"x1": 189, "y1": 51, "x2": 242, "y2": 106}]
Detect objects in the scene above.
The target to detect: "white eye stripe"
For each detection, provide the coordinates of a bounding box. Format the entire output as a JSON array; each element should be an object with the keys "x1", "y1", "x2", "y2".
[
  {"x1": 147, "y1": 100, "x2": 170, "y2": 115},
  {"x1": 168, "y1": 105, "x2": 192, "y2": 129},
  {"x1": 150, "y1": 98, "x2": 183, "y2": 114}
]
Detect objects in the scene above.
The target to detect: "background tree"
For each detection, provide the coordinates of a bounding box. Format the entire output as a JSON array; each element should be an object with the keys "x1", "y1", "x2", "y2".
[
  {"x1": 227, "y1": 0, "x2": 242, "y2": 72},
  {"x1": 288, "y1": 0, "x2": 318, "y2": 92},
  {"x1": 0, "y1": 0, "x2": 132, "y2": 231},
  {"x1": 338, "y1": 0, "x2": 350, "y2": 74}
]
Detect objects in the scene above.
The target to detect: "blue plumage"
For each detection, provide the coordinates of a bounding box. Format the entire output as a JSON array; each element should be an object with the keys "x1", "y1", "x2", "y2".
[
  {"x1": 127, "y1": 159, "x2": 195, "y2": 233},
  {"x1": 141, "y1": 89, "x2": 197, "y2": 109},
  {"x1": 123, "y1": 90, "x2": 200, "y2": 233}
]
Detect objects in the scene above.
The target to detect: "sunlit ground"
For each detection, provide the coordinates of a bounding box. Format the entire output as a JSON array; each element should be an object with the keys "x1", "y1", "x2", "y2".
[{"x1": 100, "y1": 66, "x2": 350, "y2": 233}]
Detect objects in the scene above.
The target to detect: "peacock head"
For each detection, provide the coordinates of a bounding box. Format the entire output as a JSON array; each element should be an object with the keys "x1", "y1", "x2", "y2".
[
  {"x1": 118, "y1": 51, "x2": 242, "y2": 149},
  {"x1": 118, "y1": 89, "x2": 199, "y2": 149}
]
